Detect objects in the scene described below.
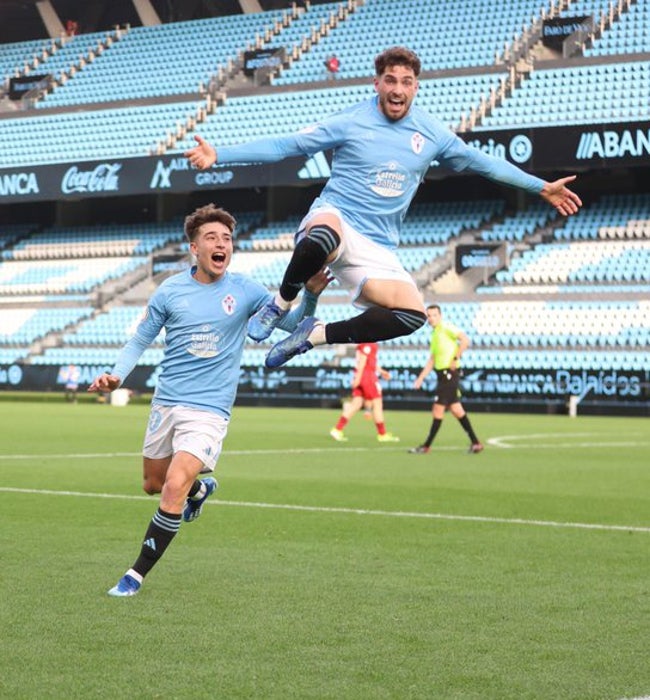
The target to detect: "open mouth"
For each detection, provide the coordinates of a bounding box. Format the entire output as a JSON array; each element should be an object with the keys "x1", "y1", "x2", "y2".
[{"x1": 211, "y1": 252, "x2": 226, "y2": 263}]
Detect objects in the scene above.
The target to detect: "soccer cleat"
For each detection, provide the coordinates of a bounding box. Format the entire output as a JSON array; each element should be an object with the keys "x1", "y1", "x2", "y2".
[
  {"x1": 377, "y1": 432, "x2": 400, "y2": 442},
  {"x1": 107, "y1": 573, "x2": 141, "y2": 597},
  {"x1": 247, "y1": 299, "x2": 290, "y2": 342},
  {"x1": 183, "y1": 476, "x2": 218, "y2": 522},
  {"x1": 265, "y1": 316, "x2": 321, "y2": 368},
  {"x1": 468, "y1": 443, "x2": 484, "y2": 454},
  {"x1": 408, "y1": 445, "x2": 430, "y2": 454},
  {"x1": 329, "y1": 428, "x2": 347, "y2": 442}
]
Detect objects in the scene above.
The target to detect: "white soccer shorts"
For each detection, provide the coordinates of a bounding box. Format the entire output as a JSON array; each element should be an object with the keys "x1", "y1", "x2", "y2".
[
  {"x1": 296, "y1": 205, "x2": 417, "y2": 308},
  {"x1": 142, "y1": 404, "x2": 229, "y2": 472}
]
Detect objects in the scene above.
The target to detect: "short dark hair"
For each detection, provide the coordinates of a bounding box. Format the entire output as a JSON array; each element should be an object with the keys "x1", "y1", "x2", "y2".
[
  {"x1": 426, "y1": 304, "x2": 441, "y2": 312},
  {"x1": 374, "y1": 46, "x2": 421, "y2": 77},
  {"x1": 184, "y1": 204, "x2": 236, "y2": 242}
]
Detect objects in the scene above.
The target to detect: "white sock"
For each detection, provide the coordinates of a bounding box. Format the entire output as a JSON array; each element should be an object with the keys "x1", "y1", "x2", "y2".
[{"x1": 126, "y1": 568, "x2": 143, "y2": 584}]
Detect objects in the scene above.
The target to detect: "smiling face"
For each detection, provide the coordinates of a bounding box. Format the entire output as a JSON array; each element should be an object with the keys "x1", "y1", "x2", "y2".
[
  {"x1": 190, "y1": 221, "x2": 233, "y2": 284},
  {"x1": 374, "y1": 63, "x2": 418, "y2": 121}
]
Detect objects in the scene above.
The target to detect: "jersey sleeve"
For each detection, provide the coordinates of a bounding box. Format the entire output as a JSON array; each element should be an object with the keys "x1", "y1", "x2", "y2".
[
  {"x1": 218, "y1": 135, "x2": 305, "y2": 163},
  {"x1": 111, "y1": 290, "x2": 167, "y2": 382},
  {"x1": 218, "y1": 113, "x2": 348, "y2": 164},
  {"x1": 435, "y1": 131, "x2": 545, "y2": 194}
]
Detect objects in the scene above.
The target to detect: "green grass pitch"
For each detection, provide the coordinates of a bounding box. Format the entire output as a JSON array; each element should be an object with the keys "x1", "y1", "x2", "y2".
[{"x1": 1, "y1": 400, "x2": 648, "y2": 699}]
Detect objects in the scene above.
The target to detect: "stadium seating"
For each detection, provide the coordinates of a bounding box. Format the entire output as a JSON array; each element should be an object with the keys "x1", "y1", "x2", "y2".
[
  {"x1": 479, "y1": 60, "x2": 650, "y2": 129},
  {"x1": 1, "y1": 0, "x2": 647, "y2": 167},
  {"x1": 35, "y1": 13, "x2": 286, "y2": 108},
  {"x1": 580, "y1": 0, "x2": 650, "y2": 57},
  {"x1": 1, "y1": 0, "x2": 649, "y2": 394},
  {"x1": 0, "y1": 36, "x2": 54, "y2": 81},
  {"x1": 0, "y1": 306, "x2": 93, "y2": 344},
  {"x1": 273, "y1": 0, "x2": 549, "y2": 82}
]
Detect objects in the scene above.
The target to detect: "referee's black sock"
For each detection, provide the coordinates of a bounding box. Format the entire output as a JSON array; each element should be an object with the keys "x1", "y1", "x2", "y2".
[
  {"x1": 279, "y1": 225, "x2": 340, "y2": 301},
  {"x1": 458, "y1": 414, "x2": 480, "y2": 444},
  {"x1": 131, "y1": 507, "x2": 182, "y2": 579},
  {"x1": 424, "y1": 419, "x2": 442, "y2": 448},
  {"x1": 325, "y1": 307, "x2": 426, "y2": 343}
]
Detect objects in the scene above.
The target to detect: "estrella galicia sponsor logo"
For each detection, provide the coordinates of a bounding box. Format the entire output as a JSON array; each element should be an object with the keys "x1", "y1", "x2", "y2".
[
  {"x1": 188, "y1": 325, "x2": 220, "y2": 358},
  {"x1": 576, "y1": 128, "x2": 650, "y2": 160},
  {"x1": 150, "y1": 157, "x2": 190, "y2": 188},
  {"x1": 61, "y1": 163, "x2": 121, "y2": 194},
  {"x1": 0, "y1": 172, "x2": 39, "y2": 197},
  {"x1": 368, "y1": 161, "x2": 410, "y2": 197}
]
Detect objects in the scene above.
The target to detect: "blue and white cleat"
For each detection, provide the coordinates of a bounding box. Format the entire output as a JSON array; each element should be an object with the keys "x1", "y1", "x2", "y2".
[
  {"x1": 265, "y1": 316, "x2": 321, "y2": 368},
  {"x1": 247, "y1": 299, "x2": 289, "y2": 341},
  {"x1": 183, "y1": 477, "x2": 218, "y2": 522},
  {"x1": 107, "y1": 573, "x2": 141, "y2": 597}
]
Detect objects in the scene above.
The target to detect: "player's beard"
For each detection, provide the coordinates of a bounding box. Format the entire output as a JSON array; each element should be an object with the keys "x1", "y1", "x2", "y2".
[{"x1": 379, "y1": 93, "x2": 410, "y2": 121}]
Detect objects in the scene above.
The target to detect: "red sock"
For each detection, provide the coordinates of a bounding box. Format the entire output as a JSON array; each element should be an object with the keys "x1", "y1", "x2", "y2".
[
  {"x1": 376, "y1": 422, "x2": 386, "y2": 436},
  {"x1": 336, "y1": 417, "x2": 349, "y2": 431}
]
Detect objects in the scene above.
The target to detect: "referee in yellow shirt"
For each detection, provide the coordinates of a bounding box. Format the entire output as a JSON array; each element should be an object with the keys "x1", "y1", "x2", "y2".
[{"x1": 409, "y1": 304, "x2": 483, "y2": 454}]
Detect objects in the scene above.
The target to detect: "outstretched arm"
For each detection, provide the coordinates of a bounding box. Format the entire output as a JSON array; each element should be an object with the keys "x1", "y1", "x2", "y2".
[
  {"x1": 440, "y1": 134, "x2": 582, "y2": 217},
  {"x1": 186, "y1": 122, "x2": 339, "y2": 171},
  {"x1": 539, "y1": 175, "x2": 582, "y2": 216}
]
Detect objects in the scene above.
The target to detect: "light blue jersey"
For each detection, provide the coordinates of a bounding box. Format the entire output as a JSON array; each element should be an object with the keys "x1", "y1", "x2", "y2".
[
  {"x1": 111, "y1": 267, "x2": 315, "y2": 418},
  {"x1": 218, "y1": 95, "x2": 546, "y2": 249}
]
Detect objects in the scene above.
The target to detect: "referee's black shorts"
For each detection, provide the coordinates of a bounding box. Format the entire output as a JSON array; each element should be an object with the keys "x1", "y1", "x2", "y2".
[{"x1": 434, "y1": 368, "x2": 461, "y2": 406}]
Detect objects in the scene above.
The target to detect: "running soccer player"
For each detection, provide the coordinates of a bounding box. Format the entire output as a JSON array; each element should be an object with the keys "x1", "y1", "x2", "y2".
[
  {"x1": 88, "y1": 204, "x2": 331, "y2": 597},
  {"x1": 185, "y1": 46, "x2": 582, "y2": 368},
  {"x1": 329, "y1": 341, "x2": 399, "y2": 443}
]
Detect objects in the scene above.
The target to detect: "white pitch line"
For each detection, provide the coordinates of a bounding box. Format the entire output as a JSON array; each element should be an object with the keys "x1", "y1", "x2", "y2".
[
  {"x1": 0, "y1": 452, "x2": 143, "y2": 460},
  {"x1": 486, "y1": 432, "x2": 648, "y2": 449},
  {"x1": 1, "y1": 486, "x2": 649, "y2": 534},
  {"x1": 0, "y1": 433, "x2": 647, "y2": 462},
  {"x1": 487, "y1": 440, "x2": 646, "y2": 449}
]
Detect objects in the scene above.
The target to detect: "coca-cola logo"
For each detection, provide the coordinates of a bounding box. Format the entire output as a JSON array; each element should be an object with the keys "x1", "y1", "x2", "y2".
[{"x1": 61, "y1": 163, "x2": 122, "y2": 194}]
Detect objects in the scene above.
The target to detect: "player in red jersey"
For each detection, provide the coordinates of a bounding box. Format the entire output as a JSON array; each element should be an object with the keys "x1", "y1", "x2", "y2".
[{"x1": 330, "y1": 342, "x2": 399, "y2": 443}]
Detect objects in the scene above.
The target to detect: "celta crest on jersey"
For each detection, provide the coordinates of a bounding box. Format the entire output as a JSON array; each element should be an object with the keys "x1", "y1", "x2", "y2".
[
  {"x1": 411, "y1": 132, "x2": 425, "y2": 154},
  {"x1": 222, "y1": 294, "x2": 236, "y2": 315}
]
